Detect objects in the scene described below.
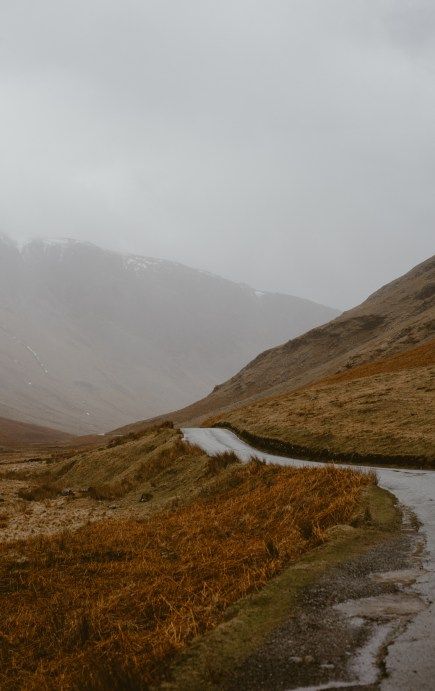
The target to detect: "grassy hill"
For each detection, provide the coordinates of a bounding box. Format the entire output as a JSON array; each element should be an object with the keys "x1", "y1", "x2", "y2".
[
  {"x1": 207, "y1": 340, "x2": 435, "y2": 467},
  {"x1": 0, "y1": 423, "x2": 375, "y2": 689}
]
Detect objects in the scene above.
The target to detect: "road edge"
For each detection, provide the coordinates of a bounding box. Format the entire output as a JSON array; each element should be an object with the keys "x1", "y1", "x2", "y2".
[
  {"x1": 211, "y1": 422, "x2": 434, "y2": 470},
  {"x1": 160, "y1": 485, "x2": 401, "y2": 690}
]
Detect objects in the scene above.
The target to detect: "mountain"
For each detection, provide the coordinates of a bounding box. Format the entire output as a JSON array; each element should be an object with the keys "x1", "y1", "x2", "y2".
[
  {"x1": 0, "y1": 236, "x2": 337, "y2": 433},
  {"x1": 118, "y1": 254, "x2": 434, "y2": 432}
]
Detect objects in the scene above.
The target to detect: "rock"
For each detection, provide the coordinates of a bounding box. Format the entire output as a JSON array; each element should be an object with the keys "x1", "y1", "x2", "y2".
[
  {"x1": 61, "y1": 488, "x2": 75, "y2": 497},
  {"x1": 303, "y1": 655, "x2": 315, "y2": 664},
  {"x1": 139, "y1": 492, "x2": 153, "y2": 503}
]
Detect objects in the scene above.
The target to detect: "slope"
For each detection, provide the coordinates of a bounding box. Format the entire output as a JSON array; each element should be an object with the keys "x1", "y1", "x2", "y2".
[
  {"x1": 208, "y1": 340, "x2": 435, "y2": 466},
  {"x1": 0, "y1": 422, "x2": 374, "y2": 689},
  {"x1": 135, "y1": 254, "x2": 434, "y2": 429},
  {"x1": 0, "y1": 416, "x2": 74, "y2": 448}
]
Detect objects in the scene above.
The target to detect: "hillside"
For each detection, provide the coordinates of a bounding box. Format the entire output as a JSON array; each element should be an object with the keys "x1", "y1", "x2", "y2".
[
  {"x1": 0, "y1": 416, "x2": 74, "y2": 448},
  {"x1": 0, "y1": 236, "x2": 337, "y2": 434},
  {"x1": 126, "y1": 254, "x2": 433, "y2": 430},
  {"x1": 208, "y1": 340, "x2": 435, "y2": 466},
  {"x1": 0, "y1": 423, "x2": 374, "y2": 688}
]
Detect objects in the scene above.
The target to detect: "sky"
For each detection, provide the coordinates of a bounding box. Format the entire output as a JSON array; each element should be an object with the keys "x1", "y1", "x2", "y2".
[{"x1": 0, "y1": 1, "x2": 434, "y2": 309}]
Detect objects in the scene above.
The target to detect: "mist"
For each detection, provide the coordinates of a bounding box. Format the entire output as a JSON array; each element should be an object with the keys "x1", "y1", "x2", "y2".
[{"x1": 1, "y1": 0, "x2": 434, "y2": 308}]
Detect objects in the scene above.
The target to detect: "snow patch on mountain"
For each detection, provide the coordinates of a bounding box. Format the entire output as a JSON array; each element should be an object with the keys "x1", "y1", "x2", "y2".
[{"x1": 123, "y1": 255, "x2": 165, "y2": 272}]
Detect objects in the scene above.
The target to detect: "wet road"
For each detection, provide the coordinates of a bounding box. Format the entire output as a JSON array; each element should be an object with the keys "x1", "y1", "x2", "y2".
[{"x1": 182, "y1": 427, "x2": 435, "y2": 690}]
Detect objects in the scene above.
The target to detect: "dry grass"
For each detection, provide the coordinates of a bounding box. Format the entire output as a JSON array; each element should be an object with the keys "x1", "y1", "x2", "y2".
[
  {"x1": 17, "y1": 483, "x2": 60, "y2": 502},
  {"x1": 132, "y1": 438, "x2": 189, "y2": 483},
  {"x1": 0, "y1": 462, "x2": 372, "y2": 690},
  {"x1": 106, "y1": 421, "x2": 174, "y2": 448},
  {"x1": 50, "y1": 426, "x2": 185, "y2": 489},
  {"x1": 208, "y1": 344, "x2": 435, "y2": 464},
  {"x1": 315, "y1": 338, "x2": 435, "y2": 388},
  {"x1": 87, "y1": 480, "x2": 134, "y2": 501},
  {"x1": 0, "y1": 429, "x2": 211, "y2": 545},
  {"x1": 205, "y1": 450, "x2": 240, "y2": 475}
]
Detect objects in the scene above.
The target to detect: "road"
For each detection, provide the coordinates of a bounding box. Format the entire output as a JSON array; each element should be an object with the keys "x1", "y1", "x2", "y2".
[{"x1": 182, "y1": 427, "x2": 435, "y2": 690}]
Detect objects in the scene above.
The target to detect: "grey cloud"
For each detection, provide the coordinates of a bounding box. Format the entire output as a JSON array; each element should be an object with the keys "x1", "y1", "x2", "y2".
[
  {"x1": 0, "y1": 0, "x2": 433, "y2": 308},
  {"x1": 382, "y1": 0, "x2": 435, "y2": 55}
]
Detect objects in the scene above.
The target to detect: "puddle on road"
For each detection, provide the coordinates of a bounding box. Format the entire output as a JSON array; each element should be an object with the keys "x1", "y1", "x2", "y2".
[
  {"x1": 289, "y1": 573, "x2": 428, "y2": 691},
  {"x1": 370, "y1": 569, "x2": 420, "y2": 586},
  {"x1": 335, "y1": 593, "x2": 426, "y2": 620},
  {"x1": 289, "y1": 620, "x2": 397, "y2": 690}
]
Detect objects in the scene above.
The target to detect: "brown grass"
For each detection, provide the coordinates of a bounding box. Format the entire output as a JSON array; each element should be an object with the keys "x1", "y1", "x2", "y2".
[
  {"x1": 106, "y1": 421, "x2": 175, "y2": 448},
  {"x1": 87, "y1": 480, "x2": 134, "y2": 501},
  {"x1": 316, "y1": 338, "x2": 435, "y2": 388},
  {"x1": 206, "y1": 450, "x2": 240, "y2": 475},
  {"x1": 208, "y1": 345, "x2": 435, "y2": 463},
  {"x1": 133, "y1": 438, "x2": 190, "y2": 483},
  {"x1": 17, "y1": 483, "x2": 60, "y2": 502},
  {"x1": 0, "y1": 462, "x2": 372, "y2": 690}
]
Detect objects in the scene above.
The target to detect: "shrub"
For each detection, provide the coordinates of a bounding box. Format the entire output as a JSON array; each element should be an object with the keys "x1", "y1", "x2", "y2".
[{"x1": 87, "y1": 479, "x2": 133, "y2": 501}]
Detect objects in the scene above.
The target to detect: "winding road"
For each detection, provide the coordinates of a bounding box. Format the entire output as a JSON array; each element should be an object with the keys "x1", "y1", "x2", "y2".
[{"x1": 183, "y1": 427, "x2": 435, "y2": 690}]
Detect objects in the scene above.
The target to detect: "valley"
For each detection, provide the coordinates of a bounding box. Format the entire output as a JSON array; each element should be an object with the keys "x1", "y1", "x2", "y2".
[
  {"x1": 2, "y1": 3, "x2": 434, "y2": 687},
  {"x1": 0, "y1": 236, "x2": 337, "y2": 434},
  {"x1": 0, "y1": 254, "x2": 433, "y2": 689}
]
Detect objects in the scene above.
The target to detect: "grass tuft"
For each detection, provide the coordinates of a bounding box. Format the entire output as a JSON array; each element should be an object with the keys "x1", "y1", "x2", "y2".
[
  {"x1": 206, "y1": 451, "x2": 239, "y2": 475},
  {"x1": 17, "y1": 483, "x2": 59, "y2": 501}
]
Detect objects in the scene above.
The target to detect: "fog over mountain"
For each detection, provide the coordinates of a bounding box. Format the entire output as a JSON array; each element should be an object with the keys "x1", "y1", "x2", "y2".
[
  {"x1": 1, "y1": 1, "x2": 434, "y2": 308},
  {"x1": 135, "y1": 255, "x2": 433, "y2": 431},
  {"x1": 0, "y1": 236, "x2": 337, "y2": 433}
]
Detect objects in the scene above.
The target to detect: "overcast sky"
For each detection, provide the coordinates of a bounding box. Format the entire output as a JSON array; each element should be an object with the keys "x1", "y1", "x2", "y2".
[{"x1": 0, "y1": 1, "x2": 434, "y2": 308}]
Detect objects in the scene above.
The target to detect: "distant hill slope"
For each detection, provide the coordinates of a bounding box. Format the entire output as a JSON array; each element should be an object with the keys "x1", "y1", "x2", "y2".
[
  {"x1": 0, "y1": 236, "x2": 337, "y2": 434},
  {"x1": 0, "y1": 416, "x2": 74, "y2": 447},
  {"x1": 116, "y1": 255, "x2": 434, "y2": 433}
]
